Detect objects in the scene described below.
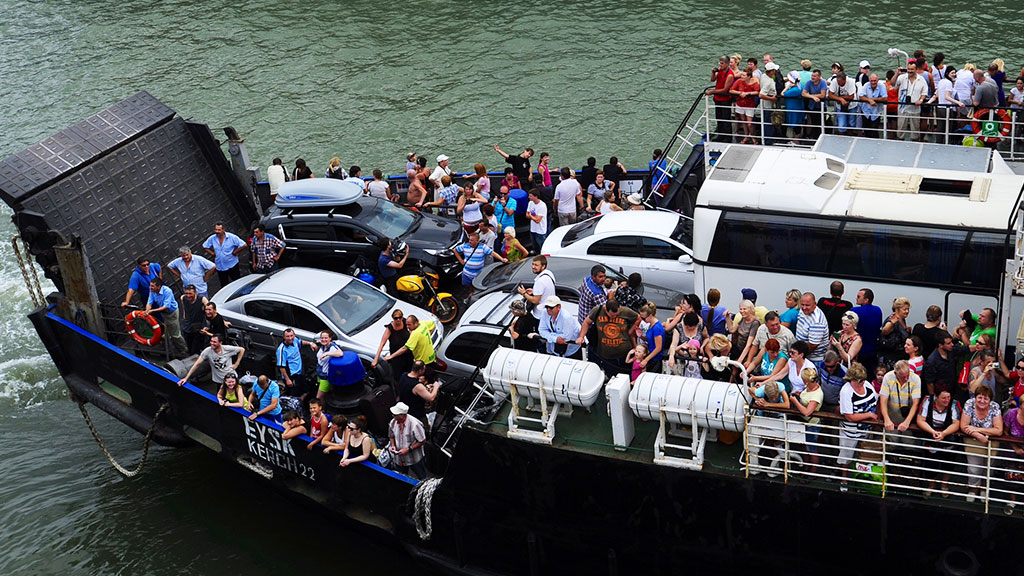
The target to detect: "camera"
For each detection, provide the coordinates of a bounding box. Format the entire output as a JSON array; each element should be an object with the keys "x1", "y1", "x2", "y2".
[{"x1": 992, "y1": 362, "x2": 1000, "y2": 370}]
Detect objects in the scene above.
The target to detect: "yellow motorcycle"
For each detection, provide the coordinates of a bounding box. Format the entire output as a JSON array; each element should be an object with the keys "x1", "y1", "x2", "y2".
[{"x1": 395, "y1": 262, "x2": 459, "y2": 325}]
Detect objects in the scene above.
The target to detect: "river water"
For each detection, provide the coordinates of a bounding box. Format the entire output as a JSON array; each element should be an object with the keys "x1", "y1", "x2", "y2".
[{"x1": 1, "y1": 0, "x2": 1022, "y2": 573}]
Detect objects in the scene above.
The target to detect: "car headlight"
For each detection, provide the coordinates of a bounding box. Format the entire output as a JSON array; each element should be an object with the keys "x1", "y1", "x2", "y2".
[{"x1": 425, "y1": 248, "x2": 454, "y2": 258}]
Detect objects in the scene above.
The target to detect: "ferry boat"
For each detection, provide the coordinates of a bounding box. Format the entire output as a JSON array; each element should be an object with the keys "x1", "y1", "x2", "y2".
[{"x1": 3, "y1": 91, "x2": 1024, "y2": 575}]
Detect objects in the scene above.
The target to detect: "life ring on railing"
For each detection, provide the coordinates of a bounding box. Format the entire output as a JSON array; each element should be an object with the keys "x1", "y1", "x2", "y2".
[
  {"x1": 970, "y1": 108, "x2": 1012, "y2": 144},
  {"x1": 125, "y1": 311, "x2": 163, "y2": 346}
]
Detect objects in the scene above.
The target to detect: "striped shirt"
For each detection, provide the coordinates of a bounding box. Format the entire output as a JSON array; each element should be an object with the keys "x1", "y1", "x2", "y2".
[
  {"x1": 796, "y1": 307, "x2": 829, "y2": 361},
  {"x1": 839, "y1": 383, "x2": 878, "y2": 438},
  {"x1": 456, "y1": 242, "x2": 493, "y2": 279}
]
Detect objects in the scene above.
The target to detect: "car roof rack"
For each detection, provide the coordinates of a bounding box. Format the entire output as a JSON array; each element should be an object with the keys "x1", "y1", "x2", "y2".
[{"x1": 275, "y1": 178, "x2": 363, "y2": 208}]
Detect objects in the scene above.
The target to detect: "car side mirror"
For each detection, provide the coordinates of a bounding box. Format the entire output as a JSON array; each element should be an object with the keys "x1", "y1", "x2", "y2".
[{"x1": 678, "y1": 254, "x2": 693, "y2": 265}]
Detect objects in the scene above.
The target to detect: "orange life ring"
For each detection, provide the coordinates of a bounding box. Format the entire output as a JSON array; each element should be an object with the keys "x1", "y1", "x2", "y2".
[
  {"x1": 970, "y1": 108, "x2": 1012, "y2": 144},
  {"x1": 125, "y1": 310, "x2": 163, "y2": 346}
]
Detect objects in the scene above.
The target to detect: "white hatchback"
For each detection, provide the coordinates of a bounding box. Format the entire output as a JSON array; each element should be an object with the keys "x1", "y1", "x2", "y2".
[{"x1": 541, "y1": 211, "x2": 694, "y2": 291}]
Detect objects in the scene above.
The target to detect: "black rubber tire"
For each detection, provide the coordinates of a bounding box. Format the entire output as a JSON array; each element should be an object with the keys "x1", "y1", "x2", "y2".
[{"x1": 435, "y1": 296, "x2": 459, "y2": 324}]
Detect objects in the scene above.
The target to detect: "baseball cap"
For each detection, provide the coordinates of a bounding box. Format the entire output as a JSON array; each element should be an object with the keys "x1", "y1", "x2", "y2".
[
  {"x1": 543, "y1": 295, "x2": 562, "y2": 308},
  {"x1": 765, "y1": 62, "x2": 780, "y2": 71},
  {"x1": 437, "y1": 154, "x2": 450, "y2": 163},
  {"x1": 859, "y1": 60, "x2": 871, "y2": 68}
]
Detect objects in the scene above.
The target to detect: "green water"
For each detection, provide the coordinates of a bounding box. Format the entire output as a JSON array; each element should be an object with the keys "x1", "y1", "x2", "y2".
[{"x1": 1, "y1": 0, "x2": 1022, "y2": 572}]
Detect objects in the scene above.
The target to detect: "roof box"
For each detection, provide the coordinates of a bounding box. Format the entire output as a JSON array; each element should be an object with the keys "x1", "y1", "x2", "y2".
[{"x1": 275, "y1": 178, "x2": 363, "y2": 208}]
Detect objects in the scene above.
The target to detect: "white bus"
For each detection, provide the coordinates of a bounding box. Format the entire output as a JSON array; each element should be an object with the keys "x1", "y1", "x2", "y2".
[{"x1": 689, "y1": 135, "x2": 1024, "y2": 351}]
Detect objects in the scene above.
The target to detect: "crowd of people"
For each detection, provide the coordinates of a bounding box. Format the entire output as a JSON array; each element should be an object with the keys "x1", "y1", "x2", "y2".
[{"x1": 706, "y1": 51, "x2": 1024, "y2": 146}]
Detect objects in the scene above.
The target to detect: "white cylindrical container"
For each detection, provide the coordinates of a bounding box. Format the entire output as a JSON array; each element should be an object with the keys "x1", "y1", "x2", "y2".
[
  {"x1": 629, "y1": 372, "x2": 747, "y2": 432},
  {"x1": 484, "y1": 347, "x2": 605, "y2": 408}
]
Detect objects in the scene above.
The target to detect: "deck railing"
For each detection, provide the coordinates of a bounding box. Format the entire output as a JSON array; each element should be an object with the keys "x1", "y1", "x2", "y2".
[{"x1": 744, "y1": 408, "x2": 1024, "y2": 514}]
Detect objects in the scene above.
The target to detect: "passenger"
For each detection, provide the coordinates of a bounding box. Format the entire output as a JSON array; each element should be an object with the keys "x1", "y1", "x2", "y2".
[
  {"x1": 701, "y1": 288, "x2": 728, "y2": 336},
  {"x1": 455, "y1": 232, "x2": 506, "y2": 300},
  {"x1": 796, "y1": 292, "x2": 829, "y2": 363},
  {"x1": 577, "y1": 265, "x2": 609, "y2": 324},
  {"x1": 585, "y1": 170, "x2": 614, "y2": 213},
  {"x1": 708, "y1": 56, "x2": 735, "y2": 141},
  {"x1": 801, "y1": 69, "x2": 829, "y2": 140},
  {"x1": 973, "y1": 68, "x2": 999, "y2": 109},
  {"x1": 122, "y1": 257, "x2": 162, "y2": 308},
  {"x1": 878, "y1": 297, "x2": 911, "y2": 369},
  {"x1": 667, "y1": 312, "x2": 705, "y2": 378},
  {"x1": 500, "y1": 167, "x2": 521, "y2": 192},
  {"x1": 248, "y1": 375, "x2": 283, "y2": 424},
  {"x1": 786, "y1": 341, "x2": 813, "y2": 394},
  {"x1": 267, "y1": 157, "x2": 289, "y2": 197},
  {"x1": 750, "y1": 380, "x2": 789, "y2": 413},
  {"x1": 759, "y1": 63, "x2": 780, "y2": 145},
  {"x1": 250, "y1": 223, "x2": 286, "y2": 274},
  {"x1": 376, "y1": 238, "x2": 408, "y2": 296},
  {"x1": 277, "y1": 328, "x2": 317, "y2": 400},
  {"x1": 406, "y1": 168, "x2": 427, "y2": 207},
  {"x1": 745, "y1": 311, "x2": 796, "y2": 376},
  {"x1": 372, "y1": 309, "x2": 411, "y2": 374},
  {"x1": 578, "y1": 157, "x2": 598, "y2": 192},
  {"x1": 815, "y1": 350, "x2": 847, "y2": 412},
  {"x1": 508, "y1": 298, "x2": 540, "y2": 352},
  {"x1": 458, "y1": 179, "x2": 490, "y2": 234},
  {"x1": 730, "y1": 70, "x2": 759, "y2": 144},
  {"x1": 959, "y1": 307, "x2": 997, "y2": 352},
  {"x1": 859, "y1": 73, "x2": 888, "y2": 137},
  {"x1": 471, "y1": 162, "x2": 491, "y2": 197},
  {"x1": 968, "y1": 350, "x2": 998, "y2": 397},
  {"x1": 339, "y1": 415, "x2": 374, "y2": 467},
  {"x1": 281, "y1": 410, "x2": 307, "y2": 439},
  {"x1": 202, "y1": 222, "x2": 247, "y2": 286},
  {"x1": 991, "y1": 59, "x2": 1008, "y2": 106},
  {"x1": 922, "y1": 331, "x2": 969, "y2": 397},
  {"x1": 416, "y1": 156, "x2": 433, "y2": 196},
  {"x1": 627, "y1": 342, "x2": 649, "y2": 385},
  {"x1": 430, "y1": 154, "x2": 452, "y2": 191},
  {"x1": 539, "y1": 296, "x2": 582, "y2": 359},
  {"x1": 782, "y1": 71, "x2": 806, "y2": 141},
  {"x1": 553, "y1": 167, "x2": 582, "y2": 226},
  {"x1": 837, "y1": 362, "x2": 880, "y2": 492},
  {"x1": 167, "y1": 246, "x2": 216, "y2": 299},
  {"x1": 177, "y1": 334, "x2": 245, "y2": 387},
  {"x1": 398, "y1": 361, "x2": 442, "y2": 431},
  {"x1": 962, "y1": 383, "x2": 1003, "y2": 500},
  {"x1": 1000, "y1": 404, "x2": 1024, "y2": 514},
  {"x1": 602, "y1": 157, "x2": 626, "y2": 193},
  {"x1": 879, "y1": 360, "x2": 922, "y2": 448},
  {"x1": 293, "y1": 158, "x2": 314, "y2": 180},
  {"x1": 917, "y1": 384, "x2": 961, "y2": 497},
  {"x1": 500, "y1": 228, "x2": 528, "y2": 264},
  {"x1": 217, "y1": 373, "x2": 249, "y2": 409},
  {"x1": 383, "y1": 315, "x2": 438, "y2": 366},
  {"x1": 894, "y1": 61, "x2": 929, "y2": 141},
  {"x1": 929, "y1": 67, "x2": 962, "y2": 141},
  {"x1": 492, "y1": 186, "x2": 517, "y2": 237},
  {"x1": 850, "y1": 288, "x2": 884, "y2": 377},
  {"x1": 179, "y1": 285, "x2": 209, "y2": 356},
  {"x1": 322, "y1": 414, "x2": 349, "y2": 454},
  {"x1": 702, "y1": 333, "x2": 732, "y2": 381},
  {"x1": 748, "y1": 338, "x2": 789, "y2": 390},
  {"x1": 389, "y1": 402, "x2": 428, "y2": 479},
  {"x1": 635, "y1": 302, "x2": 665, "y2": 374},
  {"x1": 424, "y1": 174, "x2": 460, "y2": 212},
  {"x1": 476, "y1": 216, "x2": 498, "y2": 261},
  {"x1": 344, "y1": 165, "x2": 366, "y2": 190},
  {"x1": 911, "y1": 305, "x2": 945, "y2": 359},
  {"x1": 314, "y1": 330, "x2": 346, "y2": 401},
  {"x1": 727, "y1": 299, "x2": 760, "y2": 365},
  {"x1": 517, "y1": 255, "x2": 556, "y2": 321},
  {"x1": 144, "y1": 277, "x2": 187, "y2": 357},
  {"x1": 367, "y1": 169, "x2": 392, "y2": 201},
  {"x1": 739, "y1": 288, "x2": 768, "y2": 324},
  {"x1": 305, "y1": 398, "x2": 331, "y2": 451},
  {"x1": 199, "y1": 301, "x2": 229, "y2": 343},
  {"x1": 817, "y1": 280, "x2": 853, "y2": 333},
  {"x1": 614, "y1": 273, "x2": 647, "y2": 313},
  {"x1": 871, "y1": 365, "x2": 887, "y2": 392},
  {"x1": 626, "y1": 193, "x2": 644, "y2": 210},
  {"x1": 579, "y1": 299, "x2": 640, "y2": 377},
  {"x1": 405, "y1": 152, "x2": 417, "y2": 173},
  {"x1": 598, "y1": 190, "x2": 621, "y2": 215},
  {"x1": 493, "y1": 144, "x2": 534, "y2": 187},
  {"x1": 905, "y1": 336, "x2": 925, "y2": 377},
  {"x1": 789, "y1": 365, "x2": 823, "y2": 471},
  {"x1": 324, "y1": 157, "x2": 346, "y2": 179},
  {"x1": 830, "y1": 310, "x2": 862, "y2": 365},
  {"x1": 778, "y1": 288, "x2": 802, "y2": 331},
  {"x1": 828, "y1": 64, "x2": 858, "y2": 135},
  {"x1": 525, "y1": 189, "x2": 548, "y2": 251}
]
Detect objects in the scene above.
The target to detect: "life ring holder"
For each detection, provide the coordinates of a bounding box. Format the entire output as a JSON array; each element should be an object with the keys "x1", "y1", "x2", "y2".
[
  {"x1": 970, "y1": 108, "x2": 1012, "y2": 144},
  {"x1": 125, "y1": 310, "x2": 163, "y2": 346}
]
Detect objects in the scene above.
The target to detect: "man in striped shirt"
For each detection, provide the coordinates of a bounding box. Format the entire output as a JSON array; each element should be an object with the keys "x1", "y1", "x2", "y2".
[
  {"x1": 838, "y1": 362, "x2": 879, "y2": 491},
  {"x1": 454, "y1": 232, "x2": 507, "y2": 300},
  {"x1": 796, "y1": 292, "x2": 830, "y2": 362}
]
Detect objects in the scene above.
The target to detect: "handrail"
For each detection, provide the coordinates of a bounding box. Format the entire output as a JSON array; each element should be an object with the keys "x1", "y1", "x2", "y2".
[{"x1": 648, "y1": 85, "x2": 716, "y2": 191}]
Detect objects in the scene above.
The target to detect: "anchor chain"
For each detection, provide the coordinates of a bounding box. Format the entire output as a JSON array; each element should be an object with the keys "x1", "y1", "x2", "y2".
[
  {"x1": 412, "y1": 477, "x2": 443, "y2": 540},
  {"x1": 76, "y1": 401, "x2": 169, "y2": 478},
  {"x1": 11, "y1": 235, "x2": 45, "y2": 307}
]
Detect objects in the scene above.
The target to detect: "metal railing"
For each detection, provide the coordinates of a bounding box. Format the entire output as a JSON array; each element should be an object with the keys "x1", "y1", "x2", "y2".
[{"x1": 743, "y1": 408, "x2": 1024, "y2": 514}]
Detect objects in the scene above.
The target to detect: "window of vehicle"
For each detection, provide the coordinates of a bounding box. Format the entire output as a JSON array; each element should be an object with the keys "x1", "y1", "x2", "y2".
[
  {"x1": 641, "y1": 237, "x2": 685, "y2": 260},
  {"x1": 956, "y1": 231, "x2": 1008, "y2": 289},
  {"x1": 670, "y1": 215, "x2": 693, "y2": 247},
  {"x1": 830, "y1": 222, "x2": 966, "y2": 285},
  {"x1": 244, "y1": 299, "x2": 289, "y2": 325},
  {"x1": 286, "y1": 304, "x2": 329, "y2": 335},
  {"x1": 445, "y1": 332, "x2": 498, "y2": 366},
  {"x1": 282, "y1": 224, "x2": 330, "y2": 241},
  {"x1": 560, "y1": 218, "x2": 600, "y2": 247},
  {"x1": 361, "y1": 200, "x2": 416, "y2": 240},
  {"x1": 708, "y1": 212, "x2": 840, "y2": 271},
  {"x1": 588, "y1": 236, "x2": 639, "y2": 258},
  {"x1": 317, "y1": 281, "x2": 394, "y2": 335},
  {"x1": 226, "y1": 274, "x2": 274, "y2": 301}
]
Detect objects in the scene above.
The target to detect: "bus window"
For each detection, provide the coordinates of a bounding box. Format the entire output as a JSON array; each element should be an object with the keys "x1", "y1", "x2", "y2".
[
  {"x1": 831, "y1": 222, "x2": 965, "y2": 285},
  {"x1": 708, "y1": 212, "x2": 839, "y2": 271},
  {"x1": 956, "y1": 232, "x2": 1007, "y2": 289}
]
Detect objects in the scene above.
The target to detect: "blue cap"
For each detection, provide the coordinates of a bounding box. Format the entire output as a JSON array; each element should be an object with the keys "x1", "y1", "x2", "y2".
[{"x1": 741, "y1": 288, "x2": 757, "y2": 302}]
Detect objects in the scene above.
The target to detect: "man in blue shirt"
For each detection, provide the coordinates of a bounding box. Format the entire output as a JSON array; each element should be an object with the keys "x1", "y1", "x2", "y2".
[
  {"x1": 248, "y1": 375, "x2": 282, "y2": 424},
  {"x1": 492, "y1": 186, "x2": 517, "y2": 236},
  {"x1": 377, "y1": 238, "x2": 408, "y2": 296},
  {"x1": 539, "y1": 295, "x2": 582, "y2": 359},
  {"x1": 123, "y1": 257, "x2": 161, "y2": 308},
  {"x1": 145, "y1": 277, "x2": 187, "y2": 356},
  {"x1": 276, "y1": 328, "x2": 317, "y2": 400},
  {"x1": 168, "y1": 247, "x2": 216, "y2": 298},
  {"x1": 850, "y1": 288, "x2": 883, "y2": 377},
  {"x1": 203, "y1": 223, "x2": 248, "y2": 286},
  {"x1": 801, "y1": 69, "x2": 829, "y2": 140}
]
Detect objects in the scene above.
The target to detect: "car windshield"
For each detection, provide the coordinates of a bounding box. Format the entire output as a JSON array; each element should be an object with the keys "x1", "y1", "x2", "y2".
[
  {"x1": 362, "y1": 200, "x2": 417, "y2": 239},
  {"x1": 671, "y1": 215, "x2": 694, "y2": 247},
  {"x1": 560, "y1": 218, "x2": 600, "y2": 247},
  {"x1": 225, "y1": 273, "x2": 275, "y2": 301},
  {"x1": 317, "y1": 281, "x2": 394, "y2": 334}
]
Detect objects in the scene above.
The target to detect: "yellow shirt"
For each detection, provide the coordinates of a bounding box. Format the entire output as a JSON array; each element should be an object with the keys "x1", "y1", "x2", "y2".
[{"x1": 405, "y1": 321, "x2": 437, "y2": 364}]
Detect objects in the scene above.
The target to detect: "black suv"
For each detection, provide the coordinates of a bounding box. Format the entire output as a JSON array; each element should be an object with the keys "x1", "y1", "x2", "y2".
[{"x1": 262, "y1": 194, "x2": 464, "y2": 278}]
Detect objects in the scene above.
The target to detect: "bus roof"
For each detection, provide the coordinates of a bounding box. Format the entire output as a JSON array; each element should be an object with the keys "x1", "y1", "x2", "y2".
[{"x1": 698, "y1": 136, "x2": 1024, "y2": 230}]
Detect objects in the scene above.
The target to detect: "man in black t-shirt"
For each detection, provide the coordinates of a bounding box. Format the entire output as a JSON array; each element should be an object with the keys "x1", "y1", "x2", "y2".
[
  {"x1": 494, "y1": 144, "x2": 534, "y2": 186},
  {"x1": 200, "y1": 301, "x2": 230, "y2": 343},
  {"x1": 817, "y1": 280, "x2": 853, "y2": 333}
]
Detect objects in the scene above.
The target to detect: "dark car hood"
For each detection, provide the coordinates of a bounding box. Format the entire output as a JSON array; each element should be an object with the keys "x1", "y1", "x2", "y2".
[{"x1": 401, "y1": 213, "x2": 463, "y2": 249}]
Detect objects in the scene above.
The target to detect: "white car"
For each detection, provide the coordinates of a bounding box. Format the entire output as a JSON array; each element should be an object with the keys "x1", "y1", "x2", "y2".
[{"x1": 541, "y1": 210, "x2": 694, "y2": 291}]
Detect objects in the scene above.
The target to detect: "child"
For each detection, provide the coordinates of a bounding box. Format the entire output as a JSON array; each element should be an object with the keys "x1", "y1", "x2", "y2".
[
  {"x1": 501, "y1": 167, "x2": 520, "y2": 191},
  {"x1": 322, "y1": 414, "x2": 349, "y2": 454},
  {"x1": 305, "y1": 398, "x2": 331, "y2": 451},
  {"x1": 281, "y1": 410, "x2": 307, "y2": 440},
  {"x1": 871, "y1": 365, "x2": 887, "y2": 393},
  {"x1": 627, "y1": 342, "x2": 649, "y2": 385}
]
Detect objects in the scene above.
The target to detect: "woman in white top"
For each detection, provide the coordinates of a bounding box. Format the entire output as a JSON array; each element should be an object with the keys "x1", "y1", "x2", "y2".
[
  {"x1": 786, "y1": 341, "x2": 812, "y2": 393},
  {"x1": 597, "y1": 189, "x2": 622, "y2": 215},
  {"x1": 928, "y1": 67, "x2": 962, "y2": 140}
]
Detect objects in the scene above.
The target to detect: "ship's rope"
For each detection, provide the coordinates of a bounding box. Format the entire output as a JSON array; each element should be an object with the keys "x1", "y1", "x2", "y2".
[
  {"x1": 412, "y1": 477, "x2": 443, "y2": 540},
  {"x1": 76, "y1": 401, "x2": 169, "y2": 478},
  {"x1": 11, "y1": 235, "x2": 45, "y2": 307}
]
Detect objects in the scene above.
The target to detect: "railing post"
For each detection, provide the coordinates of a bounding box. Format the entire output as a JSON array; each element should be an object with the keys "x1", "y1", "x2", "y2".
[
  {"x1": 882, "y1": 107, "x2": 888, "y2": 140},
  {"x1": 743, "y1": 410, "x2": 750, "y2": 478},
  {"x1": 984, "y1": 440, "x2": 992, "y2": 514},
  {"x1": 782, "y1": 415, "x2": 790, "y2": 483}
]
